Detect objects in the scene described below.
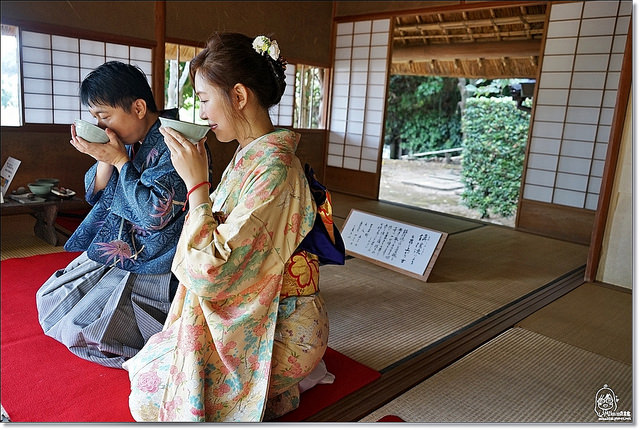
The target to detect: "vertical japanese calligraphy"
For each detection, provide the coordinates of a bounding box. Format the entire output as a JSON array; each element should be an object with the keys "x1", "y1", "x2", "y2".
[{"x1": 341, "y1": 209, "x2": 447, "y2": 281}]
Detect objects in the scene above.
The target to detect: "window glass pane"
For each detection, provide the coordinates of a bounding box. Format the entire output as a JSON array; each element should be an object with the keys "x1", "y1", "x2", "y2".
[
  {"x1": 1, "y1": 24, "x2": 22, "y2": 126},
  {"x1": 52, "y1": 35, "x2": 78, "y2": 51},
  {"x1": 54, "y1": 109, "x2": 77, "y2": 124},
  {"x1": 80, "y1": 39, "x2": 104, "y2": 55},
  {"x1": 80, "y1": 53, "x2": 104, "y2": 69},
  {"x1": 24, "y1": 108, "x2": 52, "y2": 123},
  {"x1": 164, "y1": 42, "x2": 205, "y2": 124},
  {"x1": 23, "y1": 46, "x2": 50, "y2": 62},
  {"x1": 293, "y1": 64, "x2": 326, "y2": 129},
  {"x1": 164, "y1": 42, "x2": 326, "y2": 129},
  {"x1": 130, "y1": 46, "x2": 151, "y2": 61},
  {"x1": 106, "y1": 43, "x2": 128, "y2": 58},
  {"x1": 4, "y1": 25, "x2": 154, "y2": 126}
]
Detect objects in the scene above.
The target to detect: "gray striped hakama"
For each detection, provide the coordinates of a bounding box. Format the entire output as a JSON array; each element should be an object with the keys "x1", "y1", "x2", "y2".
[{"x1": 36, "y1": 251, "x2": 177, "y2": 369}]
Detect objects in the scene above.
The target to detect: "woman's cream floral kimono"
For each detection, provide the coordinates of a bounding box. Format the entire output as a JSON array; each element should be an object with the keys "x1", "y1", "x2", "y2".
[{"x1": 123, "y1": 129, "x2": 329, "y2": 421}]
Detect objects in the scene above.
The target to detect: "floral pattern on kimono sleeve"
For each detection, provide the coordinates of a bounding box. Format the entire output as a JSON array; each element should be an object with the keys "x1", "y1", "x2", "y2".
[
  {"x1": 112, "y1": 154, "x2": 186, "y2": 231},
  {"x1": 125, "y1": 129, "x2": 319, "y2": 422},
  {"x1": 171, "y1": 161, "x2": 315, "y2": 300},
  {"x1": 67, "y1": 121, "x2": 187, "y2": 274}
]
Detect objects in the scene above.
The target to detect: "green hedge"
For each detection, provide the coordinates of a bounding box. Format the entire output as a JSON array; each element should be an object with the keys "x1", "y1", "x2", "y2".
[
  {"x1": 460, "y1": 97, "x2": 530, "y2": 218},
  {"x1": 384, "y1": 75, "x2": 461, "y2": 156}
]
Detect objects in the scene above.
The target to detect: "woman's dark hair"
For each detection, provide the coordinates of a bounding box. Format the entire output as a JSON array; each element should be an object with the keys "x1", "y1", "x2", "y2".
[
  {"x1": 80, "y1": 61, "x2": 158, "y2": 113},
  {"x1": 189, "y1": 33, "x2": 287, "y2": 111}
]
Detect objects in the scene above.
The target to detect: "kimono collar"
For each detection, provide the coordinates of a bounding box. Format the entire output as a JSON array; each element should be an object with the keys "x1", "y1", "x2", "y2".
[
  {"x1": 235, "y1": 134, "x2": 261, "y2": 163},
  {"x1": 233, "y1": 128, "x2": 299, "y2": 165}
]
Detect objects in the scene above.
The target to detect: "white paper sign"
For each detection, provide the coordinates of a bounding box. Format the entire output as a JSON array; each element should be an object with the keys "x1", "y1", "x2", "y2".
[
  {"x1": 1, "y1": 156, "x2": 21, "y2": 197},
  {"x1": 341, "y1": 209, "x2": 447, "y2": 281}
]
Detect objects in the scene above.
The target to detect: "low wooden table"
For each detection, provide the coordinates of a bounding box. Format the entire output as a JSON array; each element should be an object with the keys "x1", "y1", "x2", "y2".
[{"x1": 1, "y1": 196, "x2": 89, "y2": 246}]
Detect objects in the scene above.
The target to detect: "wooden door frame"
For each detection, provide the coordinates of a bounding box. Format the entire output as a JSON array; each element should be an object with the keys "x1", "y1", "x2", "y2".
[{"x1": 584, "y1": 24, "x2": 633, "y2": 282}]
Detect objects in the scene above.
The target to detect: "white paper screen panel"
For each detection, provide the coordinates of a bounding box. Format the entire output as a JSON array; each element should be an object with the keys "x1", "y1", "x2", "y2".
[
  {"x1": 21, "y1": 31, "x2": 152, "y2": 125},
  {"x1": 328, "y1": 19, "x2": 390, "y2": 173},
  {"x1": 269, "y1": 63, "x2": 295, "y2": 127},
  {"x1": 523, "y1": 0, "x2": 630, "y2": 210}
]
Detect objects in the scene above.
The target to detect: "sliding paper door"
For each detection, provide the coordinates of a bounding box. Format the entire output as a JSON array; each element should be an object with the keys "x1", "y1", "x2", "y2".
[
  {"x1": 325, "y1": 18, "x2": 391, "y2": 198},
  {"x1": 518, "y1": 0, "x2": 631, "y2": 243}
]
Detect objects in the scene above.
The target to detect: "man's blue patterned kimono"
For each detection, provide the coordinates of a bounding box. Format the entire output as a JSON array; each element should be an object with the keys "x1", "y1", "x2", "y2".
[
  {"x1": 65, "y1": 120, "x2": 187, "y2": 274},
  {"x1": 36, "y1": 118, "x2": 189, "y2": 368}
]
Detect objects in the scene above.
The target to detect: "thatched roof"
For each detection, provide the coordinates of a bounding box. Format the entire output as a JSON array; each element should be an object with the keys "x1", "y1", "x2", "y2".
[{"x1": 391, "y1": 3, "x2": 548, "y2": 78}]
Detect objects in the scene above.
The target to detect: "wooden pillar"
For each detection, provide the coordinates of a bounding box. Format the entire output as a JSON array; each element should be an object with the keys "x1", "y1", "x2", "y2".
[
  {"x1": 585, "y1": 24, "x2": 632, "y2": 282},
  {"x1": 153, "y1": 1, "x2": 166, "y2": 110}
]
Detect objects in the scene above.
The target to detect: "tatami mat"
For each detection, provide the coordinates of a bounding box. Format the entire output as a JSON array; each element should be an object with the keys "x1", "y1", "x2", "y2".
[
  {"x1": 4, "y1": 192, "x2": 610, "y2": 424},
  {"x1": 321, "y1": 224, "x2": 588, "y2": 370},
  {"x1": 327, "y1": 191, "x2": 588, "y2": 370},
  {"x1": 320, "y1": 226, "x2": 587, "y2": 370},
  {"x1": 360, "y1": 327, "x2": 632, "y2": 423},
  {"x1": 321, "y1": 257, "x2": 485, "y2": 370},
  {"x1": 1, "y1": 215, "x2": 63, "y2": 260},
  {"x1": 330, "y1": 191, "x2": 481, "y2": 234},
  {"x1": 517, "y1": 282, "x2": 632, "y2": 365},
  {"x1": 420, "y1": 225, "x2": 589, "y2": 314}
]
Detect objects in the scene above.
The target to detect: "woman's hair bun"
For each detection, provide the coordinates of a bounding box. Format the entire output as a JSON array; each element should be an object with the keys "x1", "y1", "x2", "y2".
[{"x1": 190, "y1": 33, "x2": 288, "y2": 110}]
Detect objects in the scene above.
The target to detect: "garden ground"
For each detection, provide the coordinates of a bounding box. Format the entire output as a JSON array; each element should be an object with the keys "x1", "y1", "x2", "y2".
[{"x1": 379, "y1": 158, "x2": 516, "y2": 228}]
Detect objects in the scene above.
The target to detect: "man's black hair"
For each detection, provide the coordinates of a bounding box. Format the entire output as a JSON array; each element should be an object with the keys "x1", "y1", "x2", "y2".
[{"x1": 80, "y1": 61, "x2": 158, "y2": 113}]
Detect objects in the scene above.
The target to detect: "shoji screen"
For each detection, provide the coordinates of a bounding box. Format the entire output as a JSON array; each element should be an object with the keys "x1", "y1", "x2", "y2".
[
  {"x1": 523, "y1": 0, "x2": 631, "y2": 210},
  {"x1": 328, "y1": 19, "x2": 390, "y2": 174},
  {"x1": 269, "y1": 63, "x2": 296, "y2": 127},
  {"x1": 21, "y1": 30, "x2": 152, "y2": 125}
]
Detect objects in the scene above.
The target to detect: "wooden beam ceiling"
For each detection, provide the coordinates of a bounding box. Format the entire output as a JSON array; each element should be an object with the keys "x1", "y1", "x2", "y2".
[
  {"x1": 392, "y1": 39, "x2": 541, "y2": 62},
  {"x1": 391, "y1": 3, "x2": 547, "y2": 79},
  {"x1": 393, "y1": 13, "x2": 545, "y2": 35}
]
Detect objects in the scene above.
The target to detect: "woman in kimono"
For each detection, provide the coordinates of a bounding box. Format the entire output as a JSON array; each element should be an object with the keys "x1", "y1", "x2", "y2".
[
  {"x1": 36, "y1": 61, "x2": 188, "y2": 369},
  {"x1": 123, "y1": 33, "x2": 331, "y2": 421}
]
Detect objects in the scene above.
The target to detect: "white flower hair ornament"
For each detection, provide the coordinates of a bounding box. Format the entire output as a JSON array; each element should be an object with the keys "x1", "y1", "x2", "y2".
[{"x1": 252, "y1": 35, "x2": 281, "y2": 61}]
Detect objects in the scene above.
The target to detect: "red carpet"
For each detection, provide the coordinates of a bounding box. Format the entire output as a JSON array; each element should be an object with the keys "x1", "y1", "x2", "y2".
[
  {"x1": 277, "y1": 347, "x2": 381, "y2": 421},
  {"x1": 1, "y1": 252, "x2": 381, "y2": 422},
  {"x1": 54, "y1": 209, "x2": 87, "y2": 233},
  {"x1": 378, "y1": 415, "x2": 405, "y2": 422},
  {"x1": 0, "y1": 251, "x2": 133, "y2": 422}
]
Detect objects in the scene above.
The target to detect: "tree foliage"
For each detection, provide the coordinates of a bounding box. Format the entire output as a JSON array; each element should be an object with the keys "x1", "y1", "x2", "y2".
[
  {"x1": 383, "y1": 75, "x2": 533, "y2": 219},
  {"x1": 165, "y1": 60, "x2": 195, "y2": 111},
  {"x1": 385, "y1": 75, "x2": 461, "y2": 156},
  {"x1": 464, "y1": 78, "x2": 521, "y2": 97}
]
